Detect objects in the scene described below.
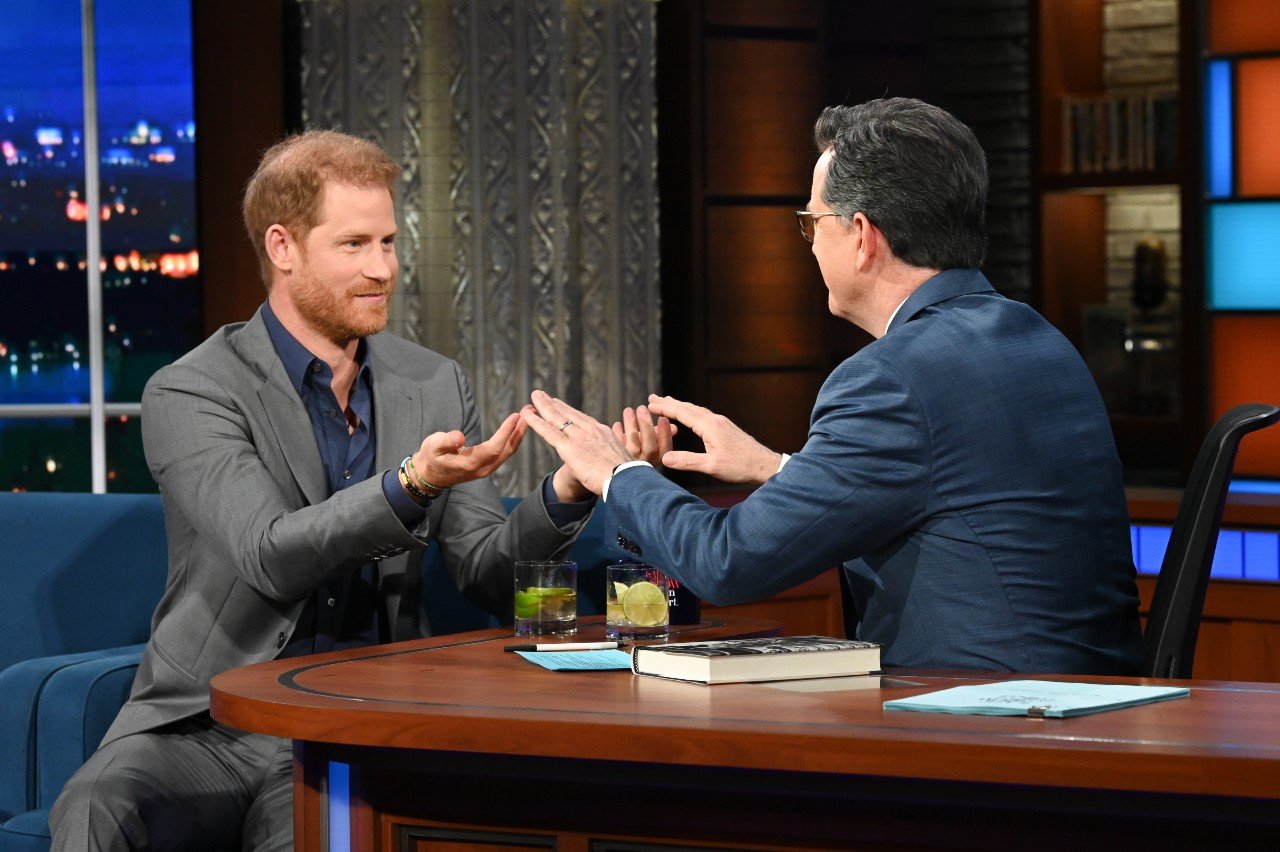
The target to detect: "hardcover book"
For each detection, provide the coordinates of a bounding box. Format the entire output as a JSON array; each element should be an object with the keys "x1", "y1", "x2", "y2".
[{"x1": 630, "y1": 635, "x2": 881, "y2": 685}]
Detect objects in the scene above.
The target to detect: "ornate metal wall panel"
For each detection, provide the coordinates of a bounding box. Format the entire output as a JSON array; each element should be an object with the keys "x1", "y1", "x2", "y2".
[
  {"x1": 449, "y1": 0, "x2": 660, "y2": 494},
  {"x1": 297, "y1": 0, "x2": 426, "y2": 341},
  {"x1": 298, "y1": 0, "x2": 660, "y2": 495}
]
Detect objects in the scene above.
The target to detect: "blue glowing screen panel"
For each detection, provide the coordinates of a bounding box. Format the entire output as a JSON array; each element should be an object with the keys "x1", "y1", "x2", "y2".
[
  {"x1": 1207, "y1": 203, "x2": 1280, "y2": 310},
  {"x1": 1133, "y1": 525, "x2": 1280, "y2": 581},
  {"x1": 1206, "y1": 59, "x2": 1233, "y2": 199}
]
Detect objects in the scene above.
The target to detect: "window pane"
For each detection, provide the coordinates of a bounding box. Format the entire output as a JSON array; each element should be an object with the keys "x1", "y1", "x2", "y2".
[
  {"x1": 105, "y1": 411, "x2": 153, "y2": 492},
  {"x1": 0, "y1": 418, "x2": 92, "y2": 491},
  {"x1": 96, "y1": 0, "x2": 201, "y2": 402},
  {"x1": 0, "y1": 2, "x2": 91, "y2": 405}
]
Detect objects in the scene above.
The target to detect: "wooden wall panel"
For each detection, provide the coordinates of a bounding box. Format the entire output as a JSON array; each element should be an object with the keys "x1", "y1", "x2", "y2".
[
  {"x1": 1236, "y1": 58, "x2": 1280, "y2": 197},
  {"x1": 705, "y1": 369, "x2": 827, "y2": 456},
  {"x1": 703, "y1": 39, "x2": 823, "y2": 196},
  {"x1": 193, "y1": 0, "x2": 288, "y2": 334},
  {"x1": 1137, "y1": 575, "x2": 1280, "y2": 682},
  {"x1": 1038, "y1": 192, "x2": 1106, "y2": 347},
  {"x1": 1211, "y1": 315, "x2": 1280, "y2": 476},
  {"x1": 704, "y1": 206, "x2": 828, "y2": 368},
  {"x1": 704, "y1": 0, "x2": 818, "y2": 29},
  {"x1": 1208, "y1": 0, "x2": 1280, "y2": 54}
]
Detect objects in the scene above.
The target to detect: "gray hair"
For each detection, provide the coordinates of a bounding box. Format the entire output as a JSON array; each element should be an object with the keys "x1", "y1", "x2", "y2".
[{"x1": 814, "y1": 98, "x2": 987, "y2": 270}]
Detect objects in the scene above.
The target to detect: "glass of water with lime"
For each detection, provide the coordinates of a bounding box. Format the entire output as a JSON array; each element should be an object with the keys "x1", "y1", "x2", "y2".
[
  {"x1": 605, "y1": 562, "x2": 669, "y2": 640},
  {"x1": 514, "y1": 560, "x2": 578, "y2": 636}
]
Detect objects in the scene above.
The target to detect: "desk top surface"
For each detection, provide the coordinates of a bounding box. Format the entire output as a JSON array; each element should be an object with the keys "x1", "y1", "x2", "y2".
[{"x1": 211, "y1": 616, "x2": 1280, "y2": 801}]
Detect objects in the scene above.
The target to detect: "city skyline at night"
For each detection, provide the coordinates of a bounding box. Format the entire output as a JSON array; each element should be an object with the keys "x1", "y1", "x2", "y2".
[{"x1": 1, "y1": 0, "x2": 200, "y2": 492}]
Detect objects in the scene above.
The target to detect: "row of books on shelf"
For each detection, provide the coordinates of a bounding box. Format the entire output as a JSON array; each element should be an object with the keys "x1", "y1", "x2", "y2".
[{"x1": 1061, "y1": 90, "x2": 1177, "y2": 174}]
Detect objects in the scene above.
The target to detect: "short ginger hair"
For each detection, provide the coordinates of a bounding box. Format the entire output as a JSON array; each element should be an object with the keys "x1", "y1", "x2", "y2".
[{"x1": 241, "y1": 129, "x2": 401, "y2": 287}]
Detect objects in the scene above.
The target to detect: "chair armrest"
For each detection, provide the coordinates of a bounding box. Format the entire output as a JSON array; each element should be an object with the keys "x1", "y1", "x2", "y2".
[
  {"x1": 0, "y1": 645, "x2": 144, "y2": 821},
  {"x1": 34, "y1": 649, "x2": 143, "y2": 809}
]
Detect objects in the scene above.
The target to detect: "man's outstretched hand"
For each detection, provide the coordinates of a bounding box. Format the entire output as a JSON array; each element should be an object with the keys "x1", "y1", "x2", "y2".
[
  {"x1": 646, "y1": 394, "x2": 782, "y2": 485},
  {"x1": 611, "y1": 404, "x2": 677, "y2": 469},
  {"x1": 521, "y1": 390, "x2": 633, "y2": 495},
  {"x1": 412, "y1": 411, "x2": 528, "y2": 489}
]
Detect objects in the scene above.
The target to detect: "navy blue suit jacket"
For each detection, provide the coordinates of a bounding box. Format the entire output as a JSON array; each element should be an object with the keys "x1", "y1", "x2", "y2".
[{"x1": 608, "y1": 269, "x2": 1144, "y2": 674}]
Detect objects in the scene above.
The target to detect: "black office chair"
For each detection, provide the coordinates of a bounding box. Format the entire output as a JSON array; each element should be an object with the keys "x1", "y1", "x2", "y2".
[{"x1": 1143, "y1": 402, "x2": 1280, "y2": 679}]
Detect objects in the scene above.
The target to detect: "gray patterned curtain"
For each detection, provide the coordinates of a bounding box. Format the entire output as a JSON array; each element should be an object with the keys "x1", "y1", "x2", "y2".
[{"x1": 298, "y1": 0, "x2": 660, "y2": 496}]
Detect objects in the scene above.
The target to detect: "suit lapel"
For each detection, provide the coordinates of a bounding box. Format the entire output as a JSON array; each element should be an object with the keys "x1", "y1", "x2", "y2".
[{"x1": 235, "y1": 309, "x2": 328, "y2": 506}]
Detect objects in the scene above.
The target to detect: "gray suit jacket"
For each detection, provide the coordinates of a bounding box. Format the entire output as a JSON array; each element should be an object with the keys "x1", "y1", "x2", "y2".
[{"x1": 103, "y1": 308, "x2": 580, "y2": 744}]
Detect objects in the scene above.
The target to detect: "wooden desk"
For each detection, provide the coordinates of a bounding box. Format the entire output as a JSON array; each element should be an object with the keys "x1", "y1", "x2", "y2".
[{"x1": 212, "y1": 617, "x2": 1280, "y2": 851}]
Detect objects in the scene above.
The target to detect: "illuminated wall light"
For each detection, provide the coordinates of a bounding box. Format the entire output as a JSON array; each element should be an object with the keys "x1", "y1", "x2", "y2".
[
  {"x1": 1206, "y1": 60, "x2": 1233, "y2": 199},
  {"x1": 1207, "y1": 203, "x2": 1280, "y2": 309},
  {"x1": 45, "y1": 459, "x2": 57, "y2": 474}
]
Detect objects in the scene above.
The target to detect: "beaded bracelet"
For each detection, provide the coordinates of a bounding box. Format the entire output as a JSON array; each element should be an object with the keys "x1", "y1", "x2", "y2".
[{"x1": 397, "y1": 465, "x2": 430, "y2": 505}]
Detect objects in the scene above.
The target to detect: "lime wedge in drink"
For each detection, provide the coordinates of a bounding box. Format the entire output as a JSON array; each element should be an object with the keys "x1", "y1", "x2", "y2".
[
  {"x1": 612, "y1": 581, "x2": 631, "y2": 600},
  {"x1": 514, "y1": 590, "x2": 540, "y2": 619},
  {"x1": 621, "y1": 580, "x2": 667, "y2": 627}
]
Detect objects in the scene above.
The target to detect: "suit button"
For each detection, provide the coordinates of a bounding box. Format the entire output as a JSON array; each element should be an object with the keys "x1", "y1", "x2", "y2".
[
  {"x1": 276, "y1": 632, "x2": 286, "y2": 648},
  {"x1": 327, "y1": 597, "x2": 336, "y2": 607}
]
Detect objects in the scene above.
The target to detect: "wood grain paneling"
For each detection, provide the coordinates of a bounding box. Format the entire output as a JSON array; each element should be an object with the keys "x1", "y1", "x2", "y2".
[
  {"x1": 1211, "y1": 315, "x2": 1280, "y2": 476},
  {"x1": 193, "y1": 0, "x2": 288, "y2": 333},
  {"x1": 705, "y1": 368, "x2": 827, "y2": 457},
  {"x1": 1237, "y1": 58, "x2": 1280, "y2": 197},
  {"x1": 705, "y1": 206, "x2": 828, "y2": 368},
  {"x1": 704, "y1": 39, "x2": 822, "y2": 196},
  {"x1": 703, "y1": 0, "x2": 818, "y2": 30},
  {"x1": 1038, "y1": 192, "x2": 1106, "y2": 347},
  {"x1": 1208, "y1": 0, "x2": 1280, "y2": 54},
  {"x1": 1137, "y1": 575, "x2": 1280, "y2": 682}
]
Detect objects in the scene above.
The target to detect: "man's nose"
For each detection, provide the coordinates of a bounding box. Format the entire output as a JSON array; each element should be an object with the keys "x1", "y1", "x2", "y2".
[{"x1": 365, "y1": 249, "x2": 395, "y2": 281}]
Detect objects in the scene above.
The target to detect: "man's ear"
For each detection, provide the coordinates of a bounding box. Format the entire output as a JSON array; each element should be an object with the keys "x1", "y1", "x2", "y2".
[
  {"x1": 850, "y1": 212, "x2": 879, "y2": 270},
  {"x1": 264, "y1": 224, "x2": 296, "y2": 274}
]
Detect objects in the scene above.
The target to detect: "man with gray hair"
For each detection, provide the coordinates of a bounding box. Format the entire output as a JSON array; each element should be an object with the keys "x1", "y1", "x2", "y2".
[{"x1": 524, "y1": 98, "x2": 1145, "y2": 675}]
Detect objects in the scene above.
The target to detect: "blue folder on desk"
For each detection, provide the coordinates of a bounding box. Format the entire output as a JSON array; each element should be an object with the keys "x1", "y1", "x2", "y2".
[{"x1": 884, "y1": 680, "x2": 1190, "y2": 718}]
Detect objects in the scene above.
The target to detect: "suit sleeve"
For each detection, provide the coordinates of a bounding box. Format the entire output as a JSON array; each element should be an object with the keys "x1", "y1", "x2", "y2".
[
  {"x1": 141, "y1": 363, "x2": 428, "y2": 603},
  {"x1": 428, "y1": 362, "x2": 586, "y2": 615},
  {"x1": 604, "y1": 355, "x2": 931, "y2": 605}
]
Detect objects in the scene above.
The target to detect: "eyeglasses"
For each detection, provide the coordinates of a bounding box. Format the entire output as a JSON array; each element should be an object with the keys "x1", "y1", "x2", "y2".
[{"x1": 794, "y1": 210, "x2": 842, "y2": 243}]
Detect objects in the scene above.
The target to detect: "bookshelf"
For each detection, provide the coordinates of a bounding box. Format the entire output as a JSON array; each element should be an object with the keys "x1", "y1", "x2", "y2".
[{"x1": 1032, "y1": 0, "x2": 1201, "y2": 483}]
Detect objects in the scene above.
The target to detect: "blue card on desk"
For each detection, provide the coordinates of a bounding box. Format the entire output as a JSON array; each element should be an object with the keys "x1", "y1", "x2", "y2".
[
  {"x1": 515, "y1": 650, "x2": 633, "y2": 671},
  {"x1": 884, "y1": 680, "x2": 1190, "y2": 718}
]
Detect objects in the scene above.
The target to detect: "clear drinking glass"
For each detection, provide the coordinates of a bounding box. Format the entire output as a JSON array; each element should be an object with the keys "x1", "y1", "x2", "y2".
[
  {"x1": 513, "y1": 560, "x2": 578, "y2": 636},
  {"x1": 605, "y1": 563, "x2": 669, "y2": 640}
]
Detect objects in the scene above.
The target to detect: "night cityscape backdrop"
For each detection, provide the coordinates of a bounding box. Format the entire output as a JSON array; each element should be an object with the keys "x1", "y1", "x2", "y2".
[{"x1": 0, "y1": 0, "x2": 200, "y2": 491}]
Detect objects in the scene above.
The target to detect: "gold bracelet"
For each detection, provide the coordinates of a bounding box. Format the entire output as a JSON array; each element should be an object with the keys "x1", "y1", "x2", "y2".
[{"x1": 404, "y1": 455, "x2": 444, "y2": 499}]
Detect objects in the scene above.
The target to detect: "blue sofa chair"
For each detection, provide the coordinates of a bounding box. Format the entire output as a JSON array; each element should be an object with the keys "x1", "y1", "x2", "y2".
[
  {"x1": 0, "y1": 492, "x2": 620, "y2": 850},
  {"x1": 0, "y1": 493, "x2": 168, "y2": 851}
]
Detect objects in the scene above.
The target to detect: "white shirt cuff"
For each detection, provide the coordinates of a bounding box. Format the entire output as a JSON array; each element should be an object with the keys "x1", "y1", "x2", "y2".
[
  {"x1": 602, "y1": 460, "x2": 653, "y2": 502},
  {"x1": 778, "y1": 453, "x2": 791, "y2": 472}
]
